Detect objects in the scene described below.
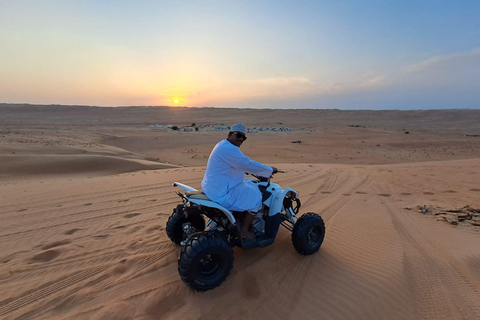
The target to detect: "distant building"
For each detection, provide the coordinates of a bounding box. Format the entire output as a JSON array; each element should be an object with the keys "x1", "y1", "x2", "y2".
[{"x1": 214, "y1": 125, "x2": 230, "y2": 131}]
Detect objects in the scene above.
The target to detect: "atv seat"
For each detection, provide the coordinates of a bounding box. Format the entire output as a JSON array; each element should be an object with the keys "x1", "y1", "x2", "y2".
[{"x1": 185, "y1": 191, "x2": 210, "y2": 200}]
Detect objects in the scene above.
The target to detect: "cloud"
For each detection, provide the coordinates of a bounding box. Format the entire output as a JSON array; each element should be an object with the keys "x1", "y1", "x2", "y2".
[
  {"x1": 400, "y1": 48, "x2": 480, "y2": 94},
  {"x1": 407, "y1": 49, "x2": 480, "y2": 73},
  {"x1": 249, "y1": 77, "x2": 314, "y2": 86},
  {"x1": 358, "y1": 74, "x2": 388, "y2": 89},
  {"x1": 204, "y1": 50, "x2": 479, "y2": 109},
  {"x1": 232, "y1": 76, "x2": 319, "y2": 98},
  {"x1": 234, "y1": 74, "x2": 389, "y2": 99}
]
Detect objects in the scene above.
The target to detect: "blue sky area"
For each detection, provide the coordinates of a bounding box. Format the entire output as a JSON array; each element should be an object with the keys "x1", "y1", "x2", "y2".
[{"x1": 0, "y1": 0, "x2": 479, "y2": 109}]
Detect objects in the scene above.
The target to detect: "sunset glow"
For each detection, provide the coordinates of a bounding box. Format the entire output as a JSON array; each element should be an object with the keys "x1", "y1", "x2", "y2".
[{"x1": 0, "y1": 1, "x2": 479, "y2": 109}]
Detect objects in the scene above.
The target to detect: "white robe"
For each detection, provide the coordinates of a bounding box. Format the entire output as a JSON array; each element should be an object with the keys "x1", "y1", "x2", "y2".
[{"x1": 201, "y1": 139, "x2": 273, "y2": 212}]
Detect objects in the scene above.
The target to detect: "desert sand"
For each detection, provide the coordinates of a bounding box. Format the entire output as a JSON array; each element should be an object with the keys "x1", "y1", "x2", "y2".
[{"x1": 1, "y1": 104, "x2": 480, "y2": 320}]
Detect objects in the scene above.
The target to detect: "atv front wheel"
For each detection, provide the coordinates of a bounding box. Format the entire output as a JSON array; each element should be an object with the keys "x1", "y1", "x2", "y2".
[
  {"x1": 292, "y1": 212, "x2": 325, "y2": 255},
  {"x1": 178, "y1": 232, "x2": 234, "y2": 291},
  {"x1": 166, "y1": 205, "x2": 205, "y2": 244}
]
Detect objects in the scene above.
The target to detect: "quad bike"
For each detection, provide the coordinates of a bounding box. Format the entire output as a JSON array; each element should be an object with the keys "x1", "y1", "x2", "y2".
[{"x1": 166, "y1": 171, "x2": 326, "y2": 291}]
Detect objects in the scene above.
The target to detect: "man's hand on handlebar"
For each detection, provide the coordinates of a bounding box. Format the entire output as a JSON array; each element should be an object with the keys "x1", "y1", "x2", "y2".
[{"x1": 271, "y1": 167, "x2": 285, "y2": 174}]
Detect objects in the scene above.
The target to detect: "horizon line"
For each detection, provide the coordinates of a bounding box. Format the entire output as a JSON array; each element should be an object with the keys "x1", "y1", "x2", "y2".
[{"x1": 1, "y1": 102, "x2": 479, "y2": 112}]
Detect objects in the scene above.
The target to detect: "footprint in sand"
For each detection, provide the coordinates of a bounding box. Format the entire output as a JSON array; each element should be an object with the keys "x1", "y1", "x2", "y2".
[
  {"x1": 401, "y1": 193, "x2": 412, "y2": 196},
  {"x1": 470, "y1": 188, "x2": 480, "y2": 192},
  {"x1": 42, "y1": 240, "x2": 71, "y2": 250},
  {"x1": 378, "y1": 194, "x2": 391, "y2": 197},
  {"x1": 124, "y1": 213, "x2": 140, "y2": 219},
  {"x1": 241, "y1": 273, "x2": 261, "y2": 299},
  {"x1": 143, "y1": 284, "x2": 186, "y2": 319},
  {"x1": 93, "y1": 234, "x2": 110, "y2": 240},
  {"x1": 64, "y1": 228, "x2": 82, "y2": 235},
  {"x1": 355, "y1": 191, "x2": 367, "y2": 194},
  {"x1": 442, "y1": 190, "x2": 457, "y2": 193},
  {"x1": 145, "y1": 225, "x2": 163, "y2": 233},
  {"x1": 83, "y1": 203, "x2": 93, "y2": 206},
  {"x1": 321, "y1": 191, "x2": 331, "y2": 194},
  {"x1": 127, "y1": 226, "x2": 144, "y2": 234},
  {"x1": 17, "y1": 208, "x2": 28, "y2": 212},
  {"x1": 1, "y1": 257, "x2": 12, "y2": 264},
  {"x1": 30, "y1": 250, "x2": 61, "y2": 263},
  {"x1": 113, "y1": 259, "x2": 131, "y2": 275},
  {"x1": 118, "y1": 199, "x2": 130, "y2": 203},
  {"x1": 423, "y1": 192, "x2": 435, "y2": 195}
]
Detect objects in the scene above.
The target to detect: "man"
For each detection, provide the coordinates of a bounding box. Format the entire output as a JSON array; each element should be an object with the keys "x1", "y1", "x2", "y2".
[{"x1": 201, "y1": 123, "x2": 277, "y2": 239}]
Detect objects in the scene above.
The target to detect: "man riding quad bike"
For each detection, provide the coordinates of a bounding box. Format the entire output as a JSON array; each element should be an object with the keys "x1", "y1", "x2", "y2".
[
  {"x1": 166, "y1": 170, "x2": 326, "y2": 291},
  {"x1": 166, "y1": 124, "x2": 325, "y2": 291}
]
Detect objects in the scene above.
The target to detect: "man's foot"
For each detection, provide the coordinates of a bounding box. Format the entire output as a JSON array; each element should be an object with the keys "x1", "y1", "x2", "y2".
[
  {"x1": 240, "y1": 229, "x2": 256, "y2": 240},
  {"x1": 240, "y1": 211, "x2": 257, "y2": 240}
]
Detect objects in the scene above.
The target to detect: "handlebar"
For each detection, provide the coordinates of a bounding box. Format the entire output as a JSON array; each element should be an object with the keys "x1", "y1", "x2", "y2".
[{"x1": 247, "y1": 169, "x2": 284, "y2": 182}]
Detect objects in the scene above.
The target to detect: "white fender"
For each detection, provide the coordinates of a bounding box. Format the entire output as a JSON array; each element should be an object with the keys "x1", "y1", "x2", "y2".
[
  {"x1": 173, "y1": 182, "x2": 236, "y2": 224},
  {"x1": 172, "y1": 182, "x2": 198, "y2": 192},
  {"x1": 268, "y1": 187, "x2": 298, "y2": 216}
]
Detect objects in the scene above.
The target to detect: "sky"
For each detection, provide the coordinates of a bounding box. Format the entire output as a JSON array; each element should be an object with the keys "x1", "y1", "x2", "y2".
[{"x1": 0, "y1": 0, "x2": 479, "y2": 109}]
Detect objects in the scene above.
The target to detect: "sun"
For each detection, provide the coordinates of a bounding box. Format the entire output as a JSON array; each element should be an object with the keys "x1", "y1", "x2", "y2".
[{"x1": 171, "y1": 96, "x2": 184, "y2": 106}]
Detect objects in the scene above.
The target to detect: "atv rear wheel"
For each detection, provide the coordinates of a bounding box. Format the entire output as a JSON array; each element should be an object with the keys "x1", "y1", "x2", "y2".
[
  {"x1": 178, "y1": 232, "x2": 234, "y2": 291},
  {"x1": 292, "y1": 212, "x2": 325, "y2": 255},
  {"x1": 166, "y1": 205, "x2": 205, "y2": 244}
]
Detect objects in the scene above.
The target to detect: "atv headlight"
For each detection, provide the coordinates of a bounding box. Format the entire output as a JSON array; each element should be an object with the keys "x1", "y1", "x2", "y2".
[{"x1": 288, "y1": 191, "x2": 298, "y2": 200}]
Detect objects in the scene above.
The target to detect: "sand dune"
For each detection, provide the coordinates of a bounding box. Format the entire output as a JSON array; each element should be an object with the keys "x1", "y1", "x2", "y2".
[
  {"x1": 1, "y1": 105, "x2": 480, "y2": 319},
  {"x1": 0, "y1": 155, "x2": 176, "y2": 179},
  {"x1": 1, "y1": 162, "x2": 479, "y2": 319}
]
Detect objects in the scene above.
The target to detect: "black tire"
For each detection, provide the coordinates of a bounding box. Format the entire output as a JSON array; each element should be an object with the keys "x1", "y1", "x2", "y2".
[
  {"x1": 178, "y1": 232, "x2": 234, "y2": 291},
  {"x1": 292, "y1": 212, "x2": 325, "y2": 255},
  {"x1": 166, "y1": 205, "x2": 205, "y2": 244}
]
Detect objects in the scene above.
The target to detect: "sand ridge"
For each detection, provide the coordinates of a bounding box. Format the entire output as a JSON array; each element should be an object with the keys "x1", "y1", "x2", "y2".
[{"x1": 1, "y1": 105, "x2": 480, "y2": 319}]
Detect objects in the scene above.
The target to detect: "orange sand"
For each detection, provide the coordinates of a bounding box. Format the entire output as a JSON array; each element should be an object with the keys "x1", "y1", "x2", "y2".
[{"x1": 1, "y1": 104, "x2": 480, "y2": 319}]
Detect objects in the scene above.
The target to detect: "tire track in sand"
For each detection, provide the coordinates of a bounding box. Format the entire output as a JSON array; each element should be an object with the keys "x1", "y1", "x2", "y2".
[
  {"x1": 299, "y1": 169, "x2": 341, "y2": 208},
  {"x1": 303, "y1": 171, "x2": 376, "y2": 223},
  {"x1": 0, "y1": 245, "x2": 178, "y2": 319},
  {"x1": 225, "y1": 170, "x2": 378, "y2": 320},
  {"x1": 0, "y1": 179, "x2": 185, "y2": 227},
  {"x1": 0, "y1": 265, "x2": 107, "y2": 317},
  {"x1": 373, "y1": 181, "x2": 480, "y2": 320},
  {"x1": 0, "y1": 176, "x2": 201, "y2": 214},
  {"x1": 6, "y1": 239, "x2": 174, "y2": 283},
  {"x1": 0, "y1": 174, "x2": 187, "y2": 319},
  {"x1": 285, "y1": 172, "x2": 416, "y2": 320}
]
